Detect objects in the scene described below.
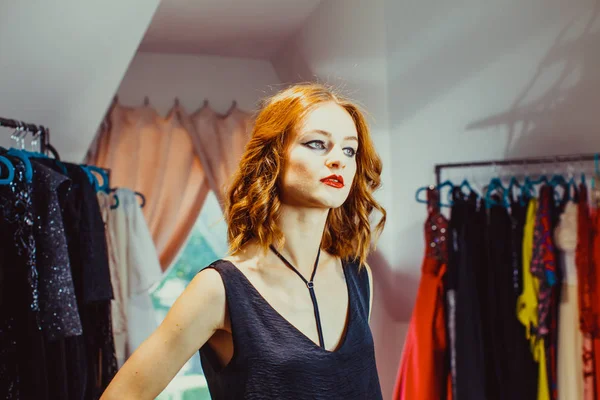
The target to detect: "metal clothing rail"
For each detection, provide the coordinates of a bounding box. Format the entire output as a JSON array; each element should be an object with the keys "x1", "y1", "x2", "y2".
[
  {"x1": 0, "y1": 116, "x2": 58, "y2": 159},
  {"x1": 435, "y1": 153, "x2": 599, "y2": 186}
]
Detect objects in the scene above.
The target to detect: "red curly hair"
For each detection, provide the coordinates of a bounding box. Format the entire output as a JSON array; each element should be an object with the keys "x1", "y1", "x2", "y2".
[{"x1": 224, "y1": 83, "x2": 386, "y2": 268}]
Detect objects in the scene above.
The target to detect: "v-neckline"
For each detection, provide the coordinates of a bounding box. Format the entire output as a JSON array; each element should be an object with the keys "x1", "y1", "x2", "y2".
[{"x1": 223, "y1": 259, "x2": 353, "y2": 354}]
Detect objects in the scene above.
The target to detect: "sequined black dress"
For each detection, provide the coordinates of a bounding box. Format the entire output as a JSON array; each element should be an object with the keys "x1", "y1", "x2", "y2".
[{"x1": 0, "y1": 155, "x2": 116, "y2": 399}]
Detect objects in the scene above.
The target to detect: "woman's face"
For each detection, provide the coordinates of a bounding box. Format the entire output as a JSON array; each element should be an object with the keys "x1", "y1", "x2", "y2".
[{"x1": 279, "y1": 101, "x2": 359, "y2": 209}]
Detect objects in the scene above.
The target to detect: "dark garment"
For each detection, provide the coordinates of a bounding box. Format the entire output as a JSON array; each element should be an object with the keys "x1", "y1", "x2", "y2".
[
  {"x1": 200, "y1": 258, "x2": 383, "y2": 400},
  {"x1": 31, "y1": 161, "x2": 83, "y2": 340},
  {"x1": 28, "y1": 159, "x2": 117, "y2": 400},
  {"x1": 0, "y1": 160, "x2": 49, "y2": 400},
  {"x1": 0, "y1": 155, "x2": 116, "y2": 399},
  {"x1": 31, "y1": 161, "x2": 85, "y2": 400},
  {"x1": 483, "y1": 200, "x2": 540, "y2": 400},
  {"x1": 62, "y1": 163, "x2": 116, "y2": 400},
  {"x1": 447, "y1": 189, "x2": 486, "y2": 400},
  {"x1": 484, "y1": 203, "x2": 514, "y2": 400},
  {"x1": 506, "y1": 198, "x2": 539, "y2": 400},
  {"x1": 445, "y1": 192, "x2": 459, "y2": 400}
]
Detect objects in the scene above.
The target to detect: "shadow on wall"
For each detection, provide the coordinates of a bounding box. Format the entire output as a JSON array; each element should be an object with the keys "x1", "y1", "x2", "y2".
[
  {"x1": 467, "y1": 4, "x2": 600, "y2": 160},
  {"x1": 368, "y1": 245, "x2": 420, "y2": 321},
  {"x1": 385, "y1": 0, "x2": 555, "y2": 128}
]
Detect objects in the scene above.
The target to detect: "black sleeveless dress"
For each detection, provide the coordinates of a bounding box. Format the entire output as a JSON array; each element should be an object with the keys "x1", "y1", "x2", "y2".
[{"x1": 199, "y1": 258, "x2": 383, "y2": 399}]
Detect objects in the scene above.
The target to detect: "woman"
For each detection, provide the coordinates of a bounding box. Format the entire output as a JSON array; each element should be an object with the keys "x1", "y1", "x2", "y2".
[{"x1": 101, "y1": 83, "x2": 386, "y2": 399}]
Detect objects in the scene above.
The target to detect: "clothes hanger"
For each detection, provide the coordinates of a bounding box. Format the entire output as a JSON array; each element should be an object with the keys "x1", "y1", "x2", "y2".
[
  {"x1": 0, "y1": 155, "x2": 15, "y2": 185},
  {"x1": 484, "y1": 176, "x2": 508, "y2": 208},
  {"x1": 591, "y1": 154, "x2": 600, "y2": 207},
  {"x1": 79, "y1": 165, "x2": 99, "y2": 190},
  {"x1": 446, "y1": 178, "x2": 479, "y2": 205},
  {"x1": 483, "y1": 162, "x2": 511, "y2": 208},
  {"x1": 109, "y1": 187, "x2": 146, "y2": 208},
  {"x1": 110, "y1": 192, "x2": 120, "y2": 210},
  {"x1": 11, "y1": 125, "x2": 69, "y2": 175},
  {"x1": 506, "y1": 176, "x2": 522, "y2": 204},
  {"x1": 415, "y1": 180, "x2": 453, "y2": 207},
  {"x1": 135, "y1": 191, "x2": 146, "y2": 208},
  {"x1": 85, "y1": 165, "x2": 110, "y2": 193},
  {"x1": 80, "y1": 166, "x2": 118, "y2": 208},
  {"x1": 7, "y1": 125, "x2": 33, "y2": 183}
]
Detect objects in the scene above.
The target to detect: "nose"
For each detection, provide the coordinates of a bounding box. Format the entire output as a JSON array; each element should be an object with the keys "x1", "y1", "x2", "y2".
[{"x1": 325, "y1": 145, "x2": 346, "y2": 170}]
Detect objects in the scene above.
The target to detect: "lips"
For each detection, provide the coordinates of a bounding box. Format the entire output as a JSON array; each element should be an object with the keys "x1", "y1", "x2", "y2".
[{"x1": 321, "y1": 174, "x2": 344, "y2": 188}]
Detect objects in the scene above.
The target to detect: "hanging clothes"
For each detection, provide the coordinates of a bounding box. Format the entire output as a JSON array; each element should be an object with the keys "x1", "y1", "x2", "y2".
[
  {"x1": 446, "y1": 189, "x2": 486, "y2": 400},
  {"x1": 555, "y1": 200, "x2": 584, "y2": 399},
  {"x1": 98, "y1": 188, "x2": 162, "y2": 368},
  {"x1": 517, "y1": 198, "x2": 550, "y2": 400},
  {"x1": 506, "y1": 195, "x2": 539, "y2": 400},
  {"x1": 394, "y1": 188, "x2": 451, "y2": 400},
  {"x1": 0, "y1": 154, "x2": 118, "y2": 400},
  {"x1": 481, "y1": 196, "x2": 539, "y2": 400},
  {"x1": 576, "y1": 183, "x2": 596, "y2": 399},
  {"x1": 483, "y1": 201, "x2": 515, "y2": 400},
  {"x1": 0, "y1": 160, "x2": 48, "y2": 399},
  {"x1": 31, "y1": 161, "x2": 85, "y2": 400},
  {"x1": 592, "y1": 205, "x2": 600, "y2": 400},
  {"x1": 531, "y1": 186, "x2": 560, "y2": 400}
]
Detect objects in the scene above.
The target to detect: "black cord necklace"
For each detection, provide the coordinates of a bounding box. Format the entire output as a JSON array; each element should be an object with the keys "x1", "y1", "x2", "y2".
[{"x1": 269, "y1": 244, "x2": 325, "y2": 348}]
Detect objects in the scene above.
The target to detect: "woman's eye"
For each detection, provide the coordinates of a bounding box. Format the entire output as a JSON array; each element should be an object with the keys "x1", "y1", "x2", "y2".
[
  {"x1": 344, "y1": 148, "x2": 357, "y2": 157},
  {"x1": 305, "y1": 140, "x2": 326, "y2": 150}
]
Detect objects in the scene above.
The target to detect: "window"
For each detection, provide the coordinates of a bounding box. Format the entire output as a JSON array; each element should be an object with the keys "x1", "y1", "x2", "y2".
[{"x1": 152, "y1": 191, "x2": 228, "y2": 400}]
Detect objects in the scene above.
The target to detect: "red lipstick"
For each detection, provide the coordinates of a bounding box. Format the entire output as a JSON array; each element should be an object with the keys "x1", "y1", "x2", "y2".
[{"x1": 321, "y1": 174, "x2": 344, "y2": 188}]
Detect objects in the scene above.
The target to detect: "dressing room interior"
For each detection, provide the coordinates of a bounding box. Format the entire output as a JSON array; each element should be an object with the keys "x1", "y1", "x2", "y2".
[{"x1": 2, "y1": 0, "x2": 600, "y2": 399}]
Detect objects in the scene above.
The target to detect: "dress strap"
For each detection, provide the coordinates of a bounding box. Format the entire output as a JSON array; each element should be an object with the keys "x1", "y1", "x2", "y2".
[{"x1": 269, "y1": 244, "x2": 325, "y2": 348}]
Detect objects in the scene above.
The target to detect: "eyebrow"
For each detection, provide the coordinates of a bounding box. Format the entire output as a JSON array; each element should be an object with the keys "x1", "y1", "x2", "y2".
[{"x1": 306, "y1": 129, "x2": 358, "y2": 142}]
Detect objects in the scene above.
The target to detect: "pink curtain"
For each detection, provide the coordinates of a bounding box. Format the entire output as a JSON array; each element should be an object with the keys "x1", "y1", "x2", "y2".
[{"x1": 85, "y1": 98, "x2": 254, "y2": 271}]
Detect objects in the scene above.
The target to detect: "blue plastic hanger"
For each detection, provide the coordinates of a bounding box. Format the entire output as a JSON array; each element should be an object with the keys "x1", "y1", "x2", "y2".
[
  {"x1": 6, "y1": 148, "x2": 33, "y2": 183},
  {"x1": 446, "y1": 178, "x2": 479, "y2": 205},
  {"x1": 485, "y1": 177, "x2": 508, "y2": 208},
  {"x1": 415, "y1": 180, "x2": 453, "y2": 207},
  {"x1": 505, "y1": 176, "x2": 520, "y2": 201},
  {"x1": 521, "y1": 174, "x2": 548, "y2": 200},
  {"x1": 79, "y1": 165, "x2": 100, "y2": 191},
  {"x1": 0, "y1": 156, "x2": 15, "y2": 185},
  {"x1": 593, "y1": 154, "x2": 600, "y2": 191},
  {"x1": 84, "y1": 165, "x2": 110, "y2": 193}
]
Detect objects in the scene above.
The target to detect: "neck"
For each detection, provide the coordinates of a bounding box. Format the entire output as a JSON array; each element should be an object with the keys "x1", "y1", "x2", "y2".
[{"x1": 272, "y1": 204, "x2": 330, "y2": 277}]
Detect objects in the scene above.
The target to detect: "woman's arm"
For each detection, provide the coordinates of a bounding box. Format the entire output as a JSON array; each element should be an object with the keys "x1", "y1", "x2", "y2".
[{"x1": 100, "y1": 268, "x2": 226, "y2": 400}]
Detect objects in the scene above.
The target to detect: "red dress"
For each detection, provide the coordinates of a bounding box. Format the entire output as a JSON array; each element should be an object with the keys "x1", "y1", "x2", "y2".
[
  {"x1": 393, "y1": 188, "x2": 452, "y2": 400},
  {"x1": 576, "y1": 184, "x2": 596, "y2": 399}
]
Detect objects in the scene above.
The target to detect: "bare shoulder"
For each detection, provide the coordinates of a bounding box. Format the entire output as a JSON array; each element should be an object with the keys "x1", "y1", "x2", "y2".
[
  {"x1": 189, "y1": 265, "x2": 225, "y2": 291},
  {"x1": 189, "y1": 266, "x2": 226, "y2": 296},
  {"x1": 176, "y1": 265, "x2": 228, "y2": 330}
]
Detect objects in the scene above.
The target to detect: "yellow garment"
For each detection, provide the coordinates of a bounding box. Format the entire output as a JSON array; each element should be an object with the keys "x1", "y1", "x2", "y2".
[{"x1": 516, "y1": 199, "x2": 549, "y2": 400}]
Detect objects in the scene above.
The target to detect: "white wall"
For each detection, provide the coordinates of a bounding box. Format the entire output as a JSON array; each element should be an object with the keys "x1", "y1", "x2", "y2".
[
  {"x1": 272, "y1": 0, "x2": 600, "y2": 397},
  {"x1": 0, "y1": 0, "x2": 160, "y2": 163},
  {"x1": 116, "y1": 52, "x2": 281, "y2": 116}
]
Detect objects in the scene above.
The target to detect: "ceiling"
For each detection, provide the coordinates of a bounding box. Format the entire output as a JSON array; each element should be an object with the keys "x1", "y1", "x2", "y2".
[{"x1": 139, "y1": 0, "x2": 324, "y2": 60}]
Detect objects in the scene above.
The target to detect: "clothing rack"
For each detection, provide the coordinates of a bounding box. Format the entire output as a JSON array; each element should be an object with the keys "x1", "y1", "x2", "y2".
[
  {"x1": 435, "y1": 153, "x2": 599, "y2": 186},
  {"x1": 0, "y1": 116, "x2": 59, "y2": 159}
]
